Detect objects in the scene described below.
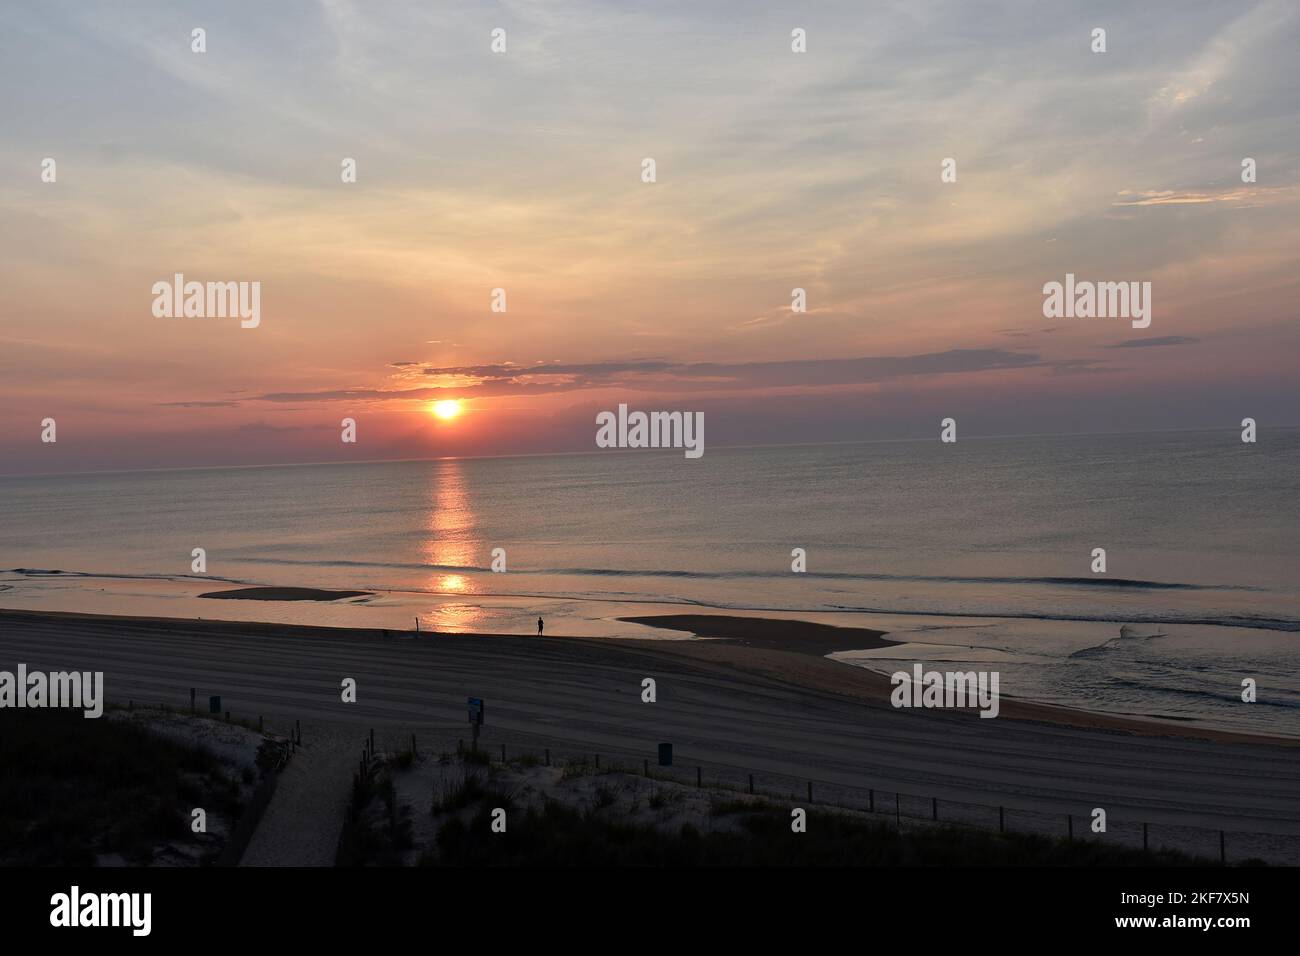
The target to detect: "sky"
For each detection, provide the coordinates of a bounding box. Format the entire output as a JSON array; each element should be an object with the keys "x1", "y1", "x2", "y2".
[{"x1": 1, "y1": 0, "x2": 1297, "y2": 475}]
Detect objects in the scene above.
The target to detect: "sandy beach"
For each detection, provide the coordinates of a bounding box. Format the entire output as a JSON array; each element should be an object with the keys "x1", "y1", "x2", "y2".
[
  {"x1": 2, "y1": 606, "x2": 1298, "y2": 861},
  {"x1": 621, "y1": 613, "x2": 1299, "y2": 745}
]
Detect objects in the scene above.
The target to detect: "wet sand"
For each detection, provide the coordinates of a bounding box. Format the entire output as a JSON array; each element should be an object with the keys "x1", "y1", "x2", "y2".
[
  {"x1": 619, "y1": 614, "x2": 897, "y2": 655},
  {"x1": 199, "y1": 587, "x2": 373, "y2": 602},
  {"x1": 618, "y1": 613, "x2": 1297, "y2": 744}
]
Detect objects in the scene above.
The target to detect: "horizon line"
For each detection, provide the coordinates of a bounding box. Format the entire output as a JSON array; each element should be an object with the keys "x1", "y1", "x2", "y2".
[{"x1": 3, "y1": 421, "x2": 1294, "y2": 481}]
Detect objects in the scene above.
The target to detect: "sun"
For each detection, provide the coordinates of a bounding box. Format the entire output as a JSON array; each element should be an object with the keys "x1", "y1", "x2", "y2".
[{"x1": 431, "y1": 399, "x2": 463, "y2": 421}]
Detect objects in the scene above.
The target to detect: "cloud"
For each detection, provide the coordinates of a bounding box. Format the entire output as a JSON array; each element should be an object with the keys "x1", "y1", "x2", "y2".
[
  {"x1": 1146, "y1": 0, "x2": 1296, "y2": 118},
  {"x1": 421, "y1": 360, "x2": 673, "y2": 379},
  {"x1": 236, "y1": 421, "x2": 303, "y2": 433},
  {"x1": 1107, "y1": 336, "x2": 1201, "y2": 349},
  {"x1": 663, "y1": 350, "x2": 1060, "y2": 388},
  {"x1": 1112, "y1": 187, "x2": 1287, "y2": 208},
  {"x1": 248, "y1": 349, "x2": 1087, "y2": 403},
  {"x1": 156, "y1": 400, "x2": 240, "y2": 408}
]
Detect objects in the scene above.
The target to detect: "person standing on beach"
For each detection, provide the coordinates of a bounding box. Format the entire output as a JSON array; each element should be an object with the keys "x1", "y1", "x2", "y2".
[{"x1": 537, "y1": 616, "x2": 544, "y2": 636}]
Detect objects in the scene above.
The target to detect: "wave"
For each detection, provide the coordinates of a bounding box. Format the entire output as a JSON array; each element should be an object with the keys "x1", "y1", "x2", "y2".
[
  {"x1": 1104, "y1": 676, "x2": 1300, "y2": 710},
  {"x1": 219, "y1": 558, "x2": 1244, "y2": 591},
  {"x1": 1070, "y1": 625, "x2": 1170, "y2": 658},
  {"x1": 5, "y1": 568, "x2": 246, "y2": 585},
  {"x1": 820, "y1": 604, "x2": 1300, "y2": 634}
]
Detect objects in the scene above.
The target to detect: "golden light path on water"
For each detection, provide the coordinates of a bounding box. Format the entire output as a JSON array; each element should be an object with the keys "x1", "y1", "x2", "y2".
[{"x1": 419, "y1": 458, "x2": 485, "y2": 631}]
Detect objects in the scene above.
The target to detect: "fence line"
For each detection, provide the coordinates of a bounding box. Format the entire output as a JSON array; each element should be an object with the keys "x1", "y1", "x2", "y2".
[
  {"x1": 436, "y1": 734, "x2": 1299, "y2": 866},
  {"x1": 109, "y1": 700, "x2": 1300, "y2": 867}
]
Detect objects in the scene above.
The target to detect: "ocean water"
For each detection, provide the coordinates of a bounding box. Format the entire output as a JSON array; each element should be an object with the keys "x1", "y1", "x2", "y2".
[{"x1": 2, "y1": 429, "x2": 1298, "y2": 735}]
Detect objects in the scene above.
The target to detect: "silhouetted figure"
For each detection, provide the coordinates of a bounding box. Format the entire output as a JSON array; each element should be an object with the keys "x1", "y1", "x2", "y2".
[{"x1": 537, "y1": 616, "x2": 544, "y2": 636}]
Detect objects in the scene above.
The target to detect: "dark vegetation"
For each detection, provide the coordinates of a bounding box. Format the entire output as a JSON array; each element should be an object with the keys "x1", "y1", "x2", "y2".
[
  {"x1": 340, "y1": 749, "x2": 1224, "y2": 867},
  {"x1": 425, "y1": 797, "x2": 1215, "y2": 867},
  {"x1": 336, "y1": 760, "x2": 414, "y2": 866},
  {"x1": 0, "y1": 709, "x2": 252, "y2": 866}
]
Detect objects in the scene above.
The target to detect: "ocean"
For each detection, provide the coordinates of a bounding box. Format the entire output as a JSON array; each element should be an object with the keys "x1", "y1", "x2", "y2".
[{"x1": 2, "y1": 428, "x2": 1298, "y2": 735}]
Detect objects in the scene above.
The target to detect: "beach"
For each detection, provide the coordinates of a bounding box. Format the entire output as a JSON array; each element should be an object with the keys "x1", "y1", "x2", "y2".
[{"x1": 3, "y1": 606, "x2": 1298, "y2": 865}]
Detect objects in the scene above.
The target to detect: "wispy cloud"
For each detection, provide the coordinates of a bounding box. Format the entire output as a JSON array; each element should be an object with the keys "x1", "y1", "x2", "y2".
[
  {"x1": 242, "y1": 349, "x2": 1091, "y2": 404},
  {"x1": 1108, "y1": 336, "x2": 1201, "y2": 349},
  {"x1": 1113, "y1": 187, "x2": 1287, "y2": 208},
  {"x1": 156, "y1": 400, "x2": 241, "y2": 408}
]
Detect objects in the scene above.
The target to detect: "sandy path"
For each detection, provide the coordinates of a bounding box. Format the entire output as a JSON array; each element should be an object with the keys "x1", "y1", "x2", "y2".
[
  {"x1": 3, "y1": 609, "x2": 1298, "y2": 861},
  {"x1": 239, "y1": 724, "x2": 357, "y2": 867}
]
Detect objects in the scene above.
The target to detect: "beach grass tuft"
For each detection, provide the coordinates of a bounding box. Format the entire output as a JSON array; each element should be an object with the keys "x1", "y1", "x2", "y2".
[{"x1": 0, "y1": 709, "x2": 246, "y2": 866}]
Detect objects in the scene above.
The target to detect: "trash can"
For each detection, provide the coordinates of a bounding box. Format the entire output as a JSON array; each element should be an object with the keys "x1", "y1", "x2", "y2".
[{"x1": 658, "y1": 742, "x2": 673, "y2": 767}]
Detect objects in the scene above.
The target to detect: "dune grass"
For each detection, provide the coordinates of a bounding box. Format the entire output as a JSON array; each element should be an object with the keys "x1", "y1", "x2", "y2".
[
  {"x1": 0, "y1": 709, "x2": 246, "y2": 866},
  {"x1": 424, "y1": 797, "x2": 1212, "y2": 866}
]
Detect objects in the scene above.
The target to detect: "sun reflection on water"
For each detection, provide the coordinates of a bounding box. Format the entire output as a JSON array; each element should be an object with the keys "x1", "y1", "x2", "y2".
[{"x1": 422, "y1": 460, "x2": 479, "y2": 607}]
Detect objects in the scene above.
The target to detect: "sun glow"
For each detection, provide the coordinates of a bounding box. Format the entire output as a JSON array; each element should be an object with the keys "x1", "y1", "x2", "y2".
[{"x1": 432, "y1": 399, "x2": 463, "y2": 421}]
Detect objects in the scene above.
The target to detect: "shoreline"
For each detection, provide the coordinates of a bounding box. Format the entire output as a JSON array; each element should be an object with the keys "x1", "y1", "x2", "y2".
[
  {"x1": 2, "y1": 606, "x2": 1294, "y2": 748},
  {"x1": 618, "y1": 613, "x2": 898, "y2": 655}
]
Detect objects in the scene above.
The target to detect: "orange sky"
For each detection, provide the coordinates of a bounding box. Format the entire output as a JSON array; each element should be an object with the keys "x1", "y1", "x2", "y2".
[{"x1": 2, "y1": 1, "x2": 1298, "y2": 473}]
